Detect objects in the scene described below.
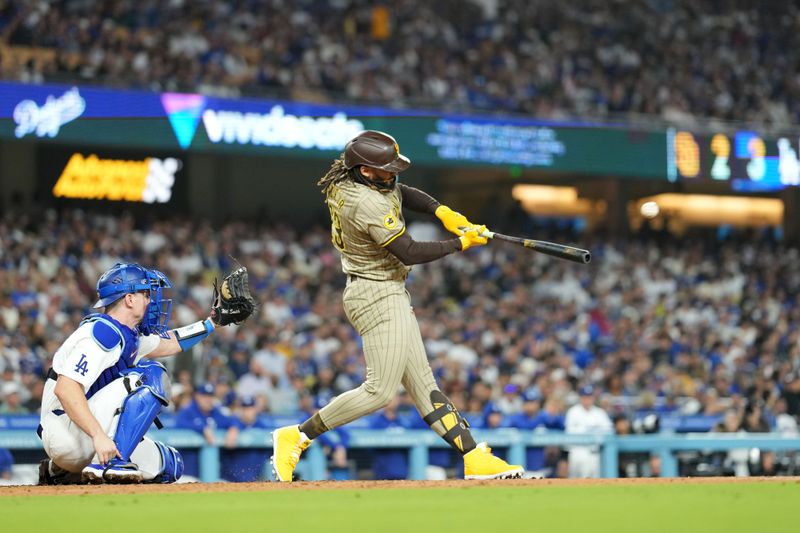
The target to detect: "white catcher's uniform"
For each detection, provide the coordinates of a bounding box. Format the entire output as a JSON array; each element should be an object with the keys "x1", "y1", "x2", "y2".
[
  {"x1": 565, "y1": 403, "x2": 613, "y2": 478},
  {"x1": 39, "y1": 316, "x2": 163, "y2": 476}
]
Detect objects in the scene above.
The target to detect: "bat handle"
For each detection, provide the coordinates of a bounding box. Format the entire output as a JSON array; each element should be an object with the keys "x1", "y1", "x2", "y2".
[{"x1": 457, "y1": 226, "x2": 495, "y2": 239}]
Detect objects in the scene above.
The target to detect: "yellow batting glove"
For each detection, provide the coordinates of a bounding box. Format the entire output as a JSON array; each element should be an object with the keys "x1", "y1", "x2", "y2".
[
  {"x1": 458, "y1": 225, "x2": 488, "y2": 251},
  {"x1": 435, "y1": 205, "x2": 472, "y2": 236}
]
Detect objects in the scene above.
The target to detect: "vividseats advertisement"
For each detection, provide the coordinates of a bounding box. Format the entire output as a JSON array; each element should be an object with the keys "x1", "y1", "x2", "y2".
[{"x1": 0, "y1": 81, "x2": 666, "y2": 178}]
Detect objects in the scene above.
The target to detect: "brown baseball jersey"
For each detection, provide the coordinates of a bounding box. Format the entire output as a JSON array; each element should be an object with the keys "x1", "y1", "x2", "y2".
[
  {"x1": 316, "y1": 178, "x2": 440, "y2": 432},
  {"x1": 326, "y1": 179, "x2": 410, "y2": 281},
  {"x1": 316, "y1": 177, "x2": 470, "y2": 454}
]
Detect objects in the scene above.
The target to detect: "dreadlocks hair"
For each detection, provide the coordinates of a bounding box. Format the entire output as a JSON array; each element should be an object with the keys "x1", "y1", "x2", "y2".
[{"x1": 317, "y1": 154, "x2": 350, "y2": 196}]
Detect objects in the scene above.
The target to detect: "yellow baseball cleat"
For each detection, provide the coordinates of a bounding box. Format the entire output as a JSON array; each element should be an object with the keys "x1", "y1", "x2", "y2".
[
  {"x1": 271, "y1": 425, "x2": 311, "y2": 482},
  {"x1": 463, "y1": 442, "x2": 525, "y2": 480}
]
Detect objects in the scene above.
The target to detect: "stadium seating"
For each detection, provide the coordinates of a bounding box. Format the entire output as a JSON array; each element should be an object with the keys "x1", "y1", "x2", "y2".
[{"x1": 0, "y1": 1, "x2": 797, "y2": 125}]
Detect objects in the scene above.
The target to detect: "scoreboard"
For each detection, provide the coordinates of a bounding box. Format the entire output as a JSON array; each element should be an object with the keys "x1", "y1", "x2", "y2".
[{"x1": 669, "y1": 129, "x2": 800, "y2": 191}]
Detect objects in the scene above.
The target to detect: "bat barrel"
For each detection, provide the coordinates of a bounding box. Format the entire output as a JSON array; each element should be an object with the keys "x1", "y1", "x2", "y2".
[
  {"x1": 490, "y1": 233, "x2": 591, "y2": 264},
  {"x1": 528, "y1": 240, "x2": 591, "y2": 264}
]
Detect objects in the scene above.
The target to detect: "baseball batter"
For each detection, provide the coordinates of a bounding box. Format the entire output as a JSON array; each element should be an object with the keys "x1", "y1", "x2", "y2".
[
  {"x1": 272, "y1": 130, "x2": 524, "y2": 481},
  {"x1": 38, "y1": 263, "x2": 252, "y2": 485}
]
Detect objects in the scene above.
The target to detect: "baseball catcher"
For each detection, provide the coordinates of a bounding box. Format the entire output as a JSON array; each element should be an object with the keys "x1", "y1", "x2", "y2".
[
  {"x1": 271, "y1": 130, "x2": 524, "y2": 481},
  {"x1": 38, "y1": 263, "x2": 254, "y2": 485}
]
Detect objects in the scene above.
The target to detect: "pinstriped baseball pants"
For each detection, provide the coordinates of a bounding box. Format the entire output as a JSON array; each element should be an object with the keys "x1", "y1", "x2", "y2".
[{"x1": 317, "y1": 278, "x2": 442, "y2": 431}]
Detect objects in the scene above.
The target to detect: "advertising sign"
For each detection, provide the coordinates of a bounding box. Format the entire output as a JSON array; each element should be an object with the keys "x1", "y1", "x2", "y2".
[
  {"x1": 53, "y1": 153, "x2": 180, "y2": 203},
  {"x1": 36, "y1": 144, "x2": 185, "y2": 207},
  {"x1": 0, "y1": 82, "x2": 667, "y2": 178}
]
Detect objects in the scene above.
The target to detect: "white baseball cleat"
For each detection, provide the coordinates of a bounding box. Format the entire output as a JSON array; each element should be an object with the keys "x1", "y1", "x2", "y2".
[{"x1": 81, "y1": 461, "x2": 144, "y2": 484}]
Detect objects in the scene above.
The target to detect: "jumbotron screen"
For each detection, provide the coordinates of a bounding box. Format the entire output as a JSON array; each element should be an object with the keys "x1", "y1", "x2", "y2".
[{"x1": 669, "y1": 129, "x2": 800, "y2": 191}]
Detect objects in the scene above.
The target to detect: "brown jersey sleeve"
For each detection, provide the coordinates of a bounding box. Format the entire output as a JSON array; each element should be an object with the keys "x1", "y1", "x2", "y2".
[
  {"x1": 385, "y1": 231, "x2": 461, "y2": 265},
  {"x1": 398, "y1": 183, "x2": 440, "y2": 214}
]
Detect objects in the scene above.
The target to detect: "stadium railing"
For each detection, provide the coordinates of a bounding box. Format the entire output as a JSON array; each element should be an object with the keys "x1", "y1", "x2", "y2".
[{"x1": 2, "y1": 427, "x2": 799, "y2": 481}]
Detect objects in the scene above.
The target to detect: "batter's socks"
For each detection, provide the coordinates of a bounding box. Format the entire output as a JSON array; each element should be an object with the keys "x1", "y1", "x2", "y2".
[
  {"x1": 299, "y1": 412, "x2": 330, "y2": 440},
  {"x1": 424, "y1": 390, "x2": 477, "y2": 455}
]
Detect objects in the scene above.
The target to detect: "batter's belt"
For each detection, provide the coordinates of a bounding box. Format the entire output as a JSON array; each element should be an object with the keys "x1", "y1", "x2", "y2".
[{"x1": 346, "y1": 272, "x2": 408, "y2": 284}]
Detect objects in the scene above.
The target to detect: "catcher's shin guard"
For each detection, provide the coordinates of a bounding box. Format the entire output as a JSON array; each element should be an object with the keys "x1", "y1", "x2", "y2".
[
  {"x1": 114, "y1": 360, "x2": 170, "y2": 462},
  {"x1": 423, "y1": 391, "x2": 477, "y2": 454},
  {"x1": 149, "y1": 441, "x2": 184, "y2": 483}
]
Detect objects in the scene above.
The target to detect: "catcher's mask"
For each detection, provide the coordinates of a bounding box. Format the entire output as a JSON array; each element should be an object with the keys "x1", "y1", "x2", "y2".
[
  {"x1": 344, "y1": 130, "x2": 410, "y2": 191},
  {"x1": 93, "y1": 262, "x2": 173, "y2": 337}
]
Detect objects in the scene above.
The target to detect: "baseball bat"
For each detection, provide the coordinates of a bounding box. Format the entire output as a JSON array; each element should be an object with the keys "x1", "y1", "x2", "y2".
[{"x1": 477, "y1": 229, "x2": 592, "y2": 264}]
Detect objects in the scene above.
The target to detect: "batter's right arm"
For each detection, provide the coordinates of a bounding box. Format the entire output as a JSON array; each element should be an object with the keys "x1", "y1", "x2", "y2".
[
  {"x1": 385, "y1": 232, "x2": 460, "y2": 265},
  {"x1": 397, "y1": 183, "x2": 485, "y2": 238},
  {"x1": 397, "y1": 183, "x2": 439, "y2": 214},
  {"x1": 54, "y1": 376, "x2": 120, "y2": 463},
  {"x1": 385, "y1": 227, "x2": 488, "y2": 265}
]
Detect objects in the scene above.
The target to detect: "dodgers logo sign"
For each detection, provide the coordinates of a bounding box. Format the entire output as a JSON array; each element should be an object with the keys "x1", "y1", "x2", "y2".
[{"x1": 13, "y1": 87, "x2": 86, "y2": 139}]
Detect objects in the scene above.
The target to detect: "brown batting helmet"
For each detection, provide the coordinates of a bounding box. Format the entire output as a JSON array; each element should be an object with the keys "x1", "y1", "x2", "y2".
[{"x1": 344, "y1": 130, "x2": 411, "y2": 173}]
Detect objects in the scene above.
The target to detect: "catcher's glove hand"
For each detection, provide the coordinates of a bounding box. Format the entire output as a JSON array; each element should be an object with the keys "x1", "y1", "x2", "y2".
[{"x1": 211, "y1": 266, "x2": 256, "y2": 326}]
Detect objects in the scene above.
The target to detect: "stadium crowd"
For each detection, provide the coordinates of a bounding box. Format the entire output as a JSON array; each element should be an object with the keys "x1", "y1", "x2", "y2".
[
  {"x1": 2, "y1": 207, "x2": 800, "y2": 445},
  {"x1": 1, "y1": 0, "x2": 798, "y2": 127}
]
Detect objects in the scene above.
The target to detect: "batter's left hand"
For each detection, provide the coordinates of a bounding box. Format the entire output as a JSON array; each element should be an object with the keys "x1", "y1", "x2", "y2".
[{"x1": 436, "y1": 205, "x2": 477, "y2": 236}]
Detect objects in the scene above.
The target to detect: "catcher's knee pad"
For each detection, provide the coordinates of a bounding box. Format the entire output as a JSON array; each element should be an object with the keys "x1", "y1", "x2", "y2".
[
  {"x1": 131, "y1": 359, "x2": 171, "y2": 403},
  {"x1": 114, "y1": 362, "x2": 171, "y2": 462},
  {"x1": 423, "y1": 390, "x2": 476, "y2": 453},
  {"x1": 151, "y1": 441, "x2": 184, "y2": 484}
]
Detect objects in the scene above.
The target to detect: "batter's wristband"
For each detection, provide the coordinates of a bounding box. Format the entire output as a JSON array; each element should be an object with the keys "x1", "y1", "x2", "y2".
[{"x1": 174, "y1": 319, "x2": 215, "y2": 351}]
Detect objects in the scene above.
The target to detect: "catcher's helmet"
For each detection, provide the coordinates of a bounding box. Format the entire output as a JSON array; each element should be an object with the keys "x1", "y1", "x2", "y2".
[
  {"x1": 93, "y1": 262, "x2": 172, "y2": 336},
  {"x1": 344, "y1": 130, "x2": 411, "y2": 174}
]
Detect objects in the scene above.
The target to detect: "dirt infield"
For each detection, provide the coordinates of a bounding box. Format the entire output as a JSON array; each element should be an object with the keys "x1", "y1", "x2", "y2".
[{"x1": 3, "y1": 476, "x2": 798, "y2": 497}]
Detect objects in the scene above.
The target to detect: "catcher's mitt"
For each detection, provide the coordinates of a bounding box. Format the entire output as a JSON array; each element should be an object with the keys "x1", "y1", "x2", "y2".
[{"x1": 211, "y1": 266, "x2": 255, "y2": 326}]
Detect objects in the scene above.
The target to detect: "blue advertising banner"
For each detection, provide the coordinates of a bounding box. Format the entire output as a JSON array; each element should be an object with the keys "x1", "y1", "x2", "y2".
[{"x1": 0, "y1": 81, "x2": 669, "y2": 177}]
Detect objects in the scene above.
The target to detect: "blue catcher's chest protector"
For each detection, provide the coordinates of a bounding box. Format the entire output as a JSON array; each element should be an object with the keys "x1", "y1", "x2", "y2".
[{"x1": 81, "y1": 313, "x2": 140, "y2": 400}]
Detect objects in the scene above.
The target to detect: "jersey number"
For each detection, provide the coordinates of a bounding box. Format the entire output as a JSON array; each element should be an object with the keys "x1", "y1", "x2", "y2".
[
  {"x1": 329, "y1": 205, "x2": 346, "y2": 252},
  {"x1": 74, "y1": 354, "x2": 89, "y2": 376}
]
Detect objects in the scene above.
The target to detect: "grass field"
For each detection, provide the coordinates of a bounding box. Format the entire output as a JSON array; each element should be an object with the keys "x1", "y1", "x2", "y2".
[{"x1": 2, "y1": 479, "x2": 798, "y2": 533}]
